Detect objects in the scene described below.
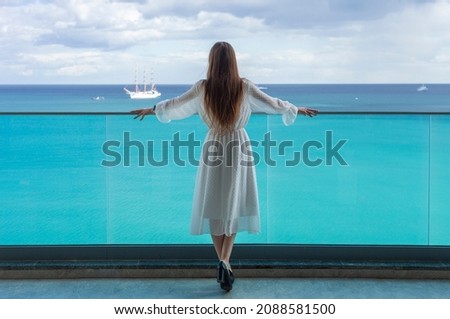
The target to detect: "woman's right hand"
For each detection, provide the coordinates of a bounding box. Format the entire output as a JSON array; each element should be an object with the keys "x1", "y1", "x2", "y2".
[{"x1": 131, "y1": 108, "x2": 154, "y2": 121}]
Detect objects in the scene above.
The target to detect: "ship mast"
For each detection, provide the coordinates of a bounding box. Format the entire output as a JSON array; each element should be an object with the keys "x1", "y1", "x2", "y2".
[
  {"x1": 150, "y1": 69, "x2": 155, "y2": 91},
  {"x1": 134, "y1": 66, "x2": 139, "y2": 93},
  {"x1": 143, "y1": 69, "x2": 147, "y2": 92}
]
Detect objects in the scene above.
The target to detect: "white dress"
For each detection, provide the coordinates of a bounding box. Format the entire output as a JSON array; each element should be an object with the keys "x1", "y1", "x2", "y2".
[{"x1": 155, "y1": 79, "x2": 298, "y2": 236}]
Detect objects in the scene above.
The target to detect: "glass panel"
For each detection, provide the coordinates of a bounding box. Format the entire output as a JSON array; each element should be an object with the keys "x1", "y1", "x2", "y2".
[
  {"x1": 104, "y1": 115, "x2": 203, "y2": 244},
  {"x1": 1, "y1": 114, "x2": 448, "y2": 246},
  {"x1": 266, "y1": 114, "x2": 430, "y2": 244},
  {"x1": 103, "y1": 114, "x2": 269, "y2": 244},
  {"x1": 0, "y1": 115, "x2": 107, "y2": 244},
  {"x1": 430, "y1": 115, "x2": 450, "y2": 245}
]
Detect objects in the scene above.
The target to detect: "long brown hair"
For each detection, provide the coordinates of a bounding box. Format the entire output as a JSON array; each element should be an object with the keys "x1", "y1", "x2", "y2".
[{"x1": 204, "y1": 42, "x2": 243, "y2": 134}]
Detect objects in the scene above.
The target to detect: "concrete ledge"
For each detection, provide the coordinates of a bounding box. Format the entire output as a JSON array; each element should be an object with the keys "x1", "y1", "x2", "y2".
[{"x1": 1, "y1": 260, "x2": 450, "y2": 280}]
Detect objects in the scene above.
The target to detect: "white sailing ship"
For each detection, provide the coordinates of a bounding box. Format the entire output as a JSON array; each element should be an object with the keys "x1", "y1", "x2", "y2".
[{"x1": 124, "y1": 69, "x2": 161, "y2": 99}]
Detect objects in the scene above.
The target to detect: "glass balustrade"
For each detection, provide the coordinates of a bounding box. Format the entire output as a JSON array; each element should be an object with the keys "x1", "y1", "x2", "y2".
[{"x1": 0, "y1": 113, "x2": 449, "y2": 246}]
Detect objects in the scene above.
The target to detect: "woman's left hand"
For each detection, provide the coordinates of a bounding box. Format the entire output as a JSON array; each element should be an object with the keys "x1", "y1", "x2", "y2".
[
  {"x1": 298, "y1": 107, "x2": 319, "y2": 117},
  {"x1": 131, "y1": 108, "x2": 154, "y2": 121}
]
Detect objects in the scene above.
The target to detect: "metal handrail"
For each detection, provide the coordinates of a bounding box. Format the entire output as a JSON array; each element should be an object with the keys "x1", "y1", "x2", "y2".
[{"x1": 1, "y1": 111, "x2": 450, "y2": 115}]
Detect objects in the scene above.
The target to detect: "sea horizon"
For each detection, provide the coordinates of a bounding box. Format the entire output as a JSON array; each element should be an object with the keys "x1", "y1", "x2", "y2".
[
  {"x1": 1, "y1": 82, "x2": 449, "y2": 85},
  {"x1": 0, "y1": 83, "x2": 449, "y2": 113}
]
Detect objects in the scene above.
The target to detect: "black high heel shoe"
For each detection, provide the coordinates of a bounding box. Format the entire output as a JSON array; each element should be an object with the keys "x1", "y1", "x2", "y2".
[
  {"x1": 219, "y1": 263, "x2": 234, "y2": 292},
  {"x1": 229, "y1": 269, "x2": 235, "y2": 284},
  {"x1": 217, "y1": 261, "x2": 226, "y2": 283}
]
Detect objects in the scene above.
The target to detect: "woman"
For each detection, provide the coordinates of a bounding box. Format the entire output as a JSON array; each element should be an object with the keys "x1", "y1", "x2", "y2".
[{"x1": 132, "y1": 42, "x2": 318, "y2": 291}]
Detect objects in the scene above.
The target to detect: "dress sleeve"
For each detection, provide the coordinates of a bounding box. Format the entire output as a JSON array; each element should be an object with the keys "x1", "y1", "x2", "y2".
[
  {"x1": 246, "y1": 79, "x2": 298, "y2": 126},
  {"x1": 154, "y1": 80, "x2": 203, "y2": 123}
]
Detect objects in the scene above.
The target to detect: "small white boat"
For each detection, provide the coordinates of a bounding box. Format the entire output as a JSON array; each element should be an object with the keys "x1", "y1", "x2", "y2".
[
  {"x1": 124, "y1": 69, "x2": 161, "y2": 99},
  {"x1": 417, "y1": 84, "x2": 428, "y2": 92},
  {"x1": 92, "y1": 96, "x2": 105, "y2": 101}
]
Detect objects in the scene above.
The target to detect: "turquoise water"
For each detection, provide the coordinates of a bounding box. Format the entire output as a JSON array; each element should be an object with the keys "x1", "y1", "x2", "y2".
[
  {"x1": 1, "y1": 112, "x2": 449, "y2": 245},
  {"x1": 0, "y1": 84, "x2": 449, "y2": 246},
  {"x1": 1, "y1": 84, "x2": 450, "y2": 112}
]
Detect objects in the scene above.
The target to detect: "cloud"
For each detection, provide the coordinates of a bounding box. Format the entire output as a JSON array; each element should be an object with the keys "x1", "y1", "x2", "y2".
[
  {"x1": 133, "y1": 0, "x2": 437, "y2": 29},
  {"x1": 32, "y1": 1, "x2": 158, "y2": 49},
  {"x1": 1, "y1": 0, "x2": 450, "y2": 83},
  {"x1": 341, "y1": 0, "x2": 450, "y2": 81},
  {"x1": 16, "y1": 49, "x2": 109, "y2": 78},
  {"x1": 9, "y1": 0, "x2": 425, "y2": 51},
  {"x1": 2, "y1": 0, "x2": 265, "y2": 51}
]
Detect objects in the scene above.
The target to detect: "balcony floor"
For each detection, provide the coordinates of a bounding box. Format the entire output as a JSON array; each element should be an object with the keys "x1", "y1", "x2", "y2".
[{"x1": 2, "y1": 277, "x2": 450, "y2": 299}]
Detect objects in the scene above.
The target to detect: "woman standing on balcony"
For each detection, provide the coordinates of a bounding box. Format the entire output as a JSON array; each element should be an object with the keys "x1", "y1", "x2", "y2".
[{"x1": 131, "y1": 41, "x2": 318, "y2": 291}]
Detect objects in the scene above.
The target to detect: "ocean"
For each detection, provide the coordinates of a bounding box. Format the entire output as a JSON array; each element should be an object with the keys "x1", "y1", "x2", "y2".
[
  {"x1": 0, "y1": 83, "x2": 449, "y2": 112},
  {"x1": 0, "y1": 84, "x2": 449, "y2": 246}
]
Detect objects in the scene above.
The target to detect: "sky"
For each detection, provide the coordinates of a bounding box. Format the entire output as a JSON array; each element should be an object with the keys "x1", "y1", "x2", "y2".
[{"x1": 1, "y1": 0, "x2": 449, "y2": 84}]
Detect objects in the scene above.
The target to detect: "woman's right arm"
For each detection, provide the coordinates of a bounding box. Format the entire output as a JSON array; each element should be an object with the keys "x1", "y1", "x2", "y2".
[
  {"x1": 131, "y1": 80, "x2": 203, "y2": 122},
  {"x1": 154, "y1": 80, "x2": 203, "y2": 123},
  {"x1": 131, "y1": 107, "x2": 155, "y2": 121},
  {"x1": 298, "y1": 107, "x2": 319, "y2": 117}
]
